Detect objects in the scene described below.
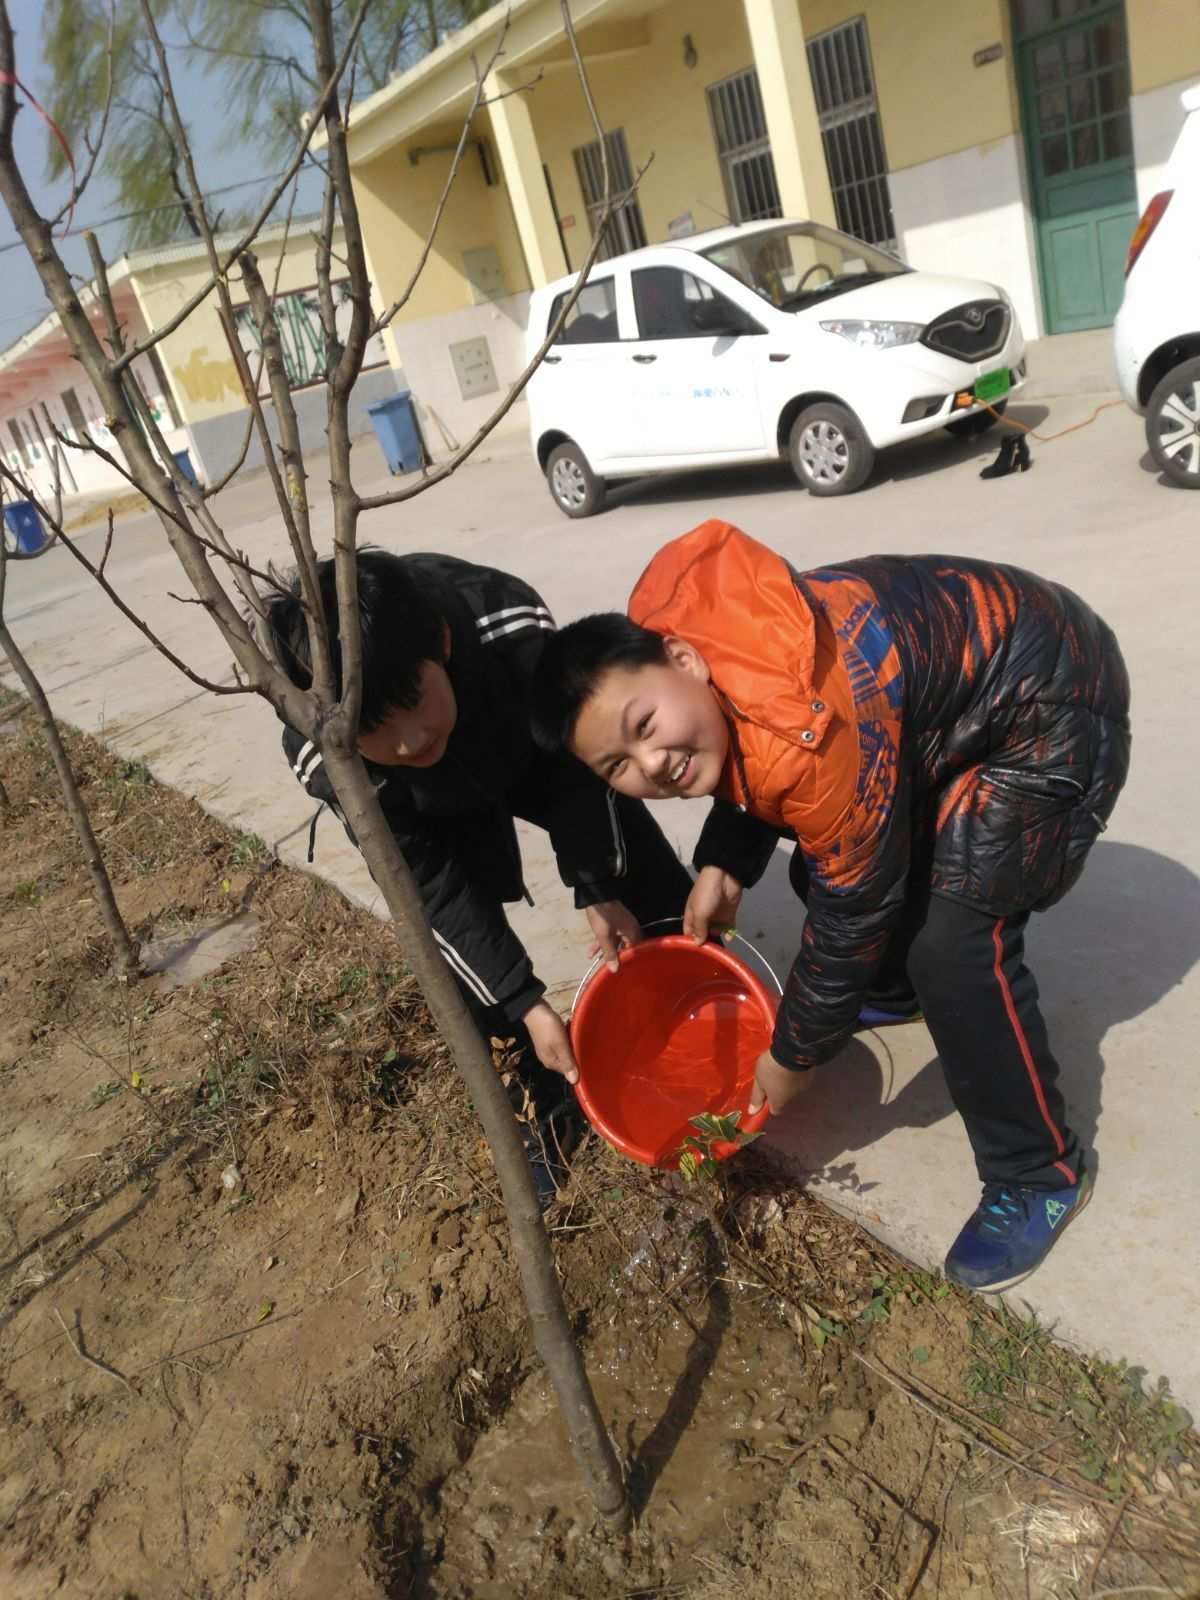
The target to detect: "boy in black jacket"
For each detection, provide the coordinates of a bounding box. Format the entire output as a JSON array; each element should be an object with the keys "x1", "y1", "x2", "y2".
[{"x1": 265, "y1": 549, "x2": 692, "y2": 1202}]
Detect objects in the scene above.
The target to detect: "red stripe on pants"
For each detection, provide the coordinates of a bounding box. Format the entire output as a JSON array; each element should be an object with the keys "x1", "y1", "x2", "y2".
[{"x1": 990, "y1": 919, "x2": 1076, "y2": 1185}]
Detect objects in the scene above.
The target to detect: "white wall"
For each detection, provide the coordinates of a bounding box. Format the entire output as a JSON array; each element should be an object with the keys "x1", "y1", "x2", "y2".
[
  {"x1": 888, "y1": 134, "x2": 1044, "y2": 340},
  {"x1": 1132, "y1": 75, "x2": 1196, "y2": 208},
  {"x1": 386, "y1": 291, "x2": 533, "y2": 453}
]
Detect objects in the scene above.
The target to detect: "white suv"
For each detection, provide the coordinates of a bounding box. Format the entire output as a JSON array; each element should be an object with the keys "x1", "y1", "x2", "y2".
[
  {"x1": 526, "y1": 219, "x2": 1026, "y2": 516},
  {"x1": 1113, "y1": 83, "x2": 1200, "y2": 488}
]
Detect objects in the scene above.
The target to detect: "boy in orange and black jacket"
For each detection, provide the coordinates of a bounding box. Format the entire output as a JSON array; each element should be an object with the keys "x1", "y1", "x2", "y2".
[{"x1": 532, "y1": 520, "x2": 1130, "y2": 1291}]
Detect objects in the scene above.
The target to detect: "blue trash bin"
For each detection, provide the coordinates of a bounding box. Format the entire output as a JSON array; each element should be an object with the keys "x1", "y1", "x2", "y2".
[
  {"x1": 2, "y1": 499, "x2": 47, "y2": 555},
  {"x1": 367, "y1": 390, "x2": 426, "y2": 475},
  {"x1": 172, "y1": 449, "x2": 200, "y2": 488}
]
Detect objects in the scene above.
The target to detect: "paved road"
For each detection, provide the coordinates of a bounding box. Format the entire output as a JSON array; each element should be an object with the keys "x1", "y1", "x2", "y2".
[{"x1": 4, "y1": 394, "x2": 1197, "y2": 1410}]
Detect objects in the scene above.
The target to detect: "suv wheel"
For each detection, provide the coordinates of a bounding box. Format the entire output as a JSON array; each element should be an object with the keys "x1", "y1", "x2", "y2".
[
  {"x1": 1146, "y1": 357, "x2": 1200, "y2": 488},
  {"x1": 546, "y1": 441, "x2": 606, "y2": 518},
  {"x1": 789, "y1": 403, "x2": 875, "y2": 497},
  {"x1": 945, "y1": 398, "x2": 1007, "y2": 438}
]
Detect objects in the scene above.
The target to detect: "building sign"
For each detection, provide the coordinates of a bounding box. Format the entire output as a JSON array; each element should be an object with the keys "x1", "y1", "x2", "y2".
[
  {"x1": 229, "y1": 278, "x2": 389, "y2": 394},
  {"x1": 668, "y1": 211, "x2": 696, "y2": 239},
  {"x1": 973, "y1": 42, "x2": 1004, "y2": 66},
  {"x1": 448, "y1": 336, "x2": 499, "y2": 401}
]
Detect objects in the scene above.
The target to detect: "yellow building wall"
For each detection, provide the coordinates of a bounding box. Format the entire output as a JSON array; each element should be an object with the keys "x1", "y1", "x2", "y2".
[
  {"x1": 128, "y1": 227, "x2": 355, "y2": 427},
  {"x1": 797, "y1": 0, "x2": 1016, "y2": 174},
  {"x1": 530, "y1": 0, "x2": 758, "y2": 270},
  {"x1": 1126, "y1": 0, "x2": 1200, "y2": 94},
  {"x1": 353, "y1": 123, "x2": 531, "y2": 327}
]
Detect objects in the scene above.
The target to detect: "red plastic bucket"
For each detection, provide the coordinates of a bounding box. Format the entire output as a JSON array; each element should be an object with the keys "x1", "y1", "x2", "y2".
[{"x1": 569, "y1": 934, "x2": 777, "y2": 1169}]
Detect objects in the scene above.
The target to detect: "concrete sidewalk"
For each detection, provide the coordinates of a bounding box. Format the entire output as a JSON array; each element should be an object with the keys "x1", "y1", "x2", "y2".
[{"x1": 3, "y1": 390, "x2": 1197, "y2": 1411}]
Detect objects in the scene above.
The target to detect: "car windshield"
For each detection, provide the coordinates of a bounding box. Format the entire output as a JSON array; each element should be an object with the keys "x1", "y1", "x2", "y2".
[{"x1": 700, "y1": 223, "x2": 909, "y2": 312}]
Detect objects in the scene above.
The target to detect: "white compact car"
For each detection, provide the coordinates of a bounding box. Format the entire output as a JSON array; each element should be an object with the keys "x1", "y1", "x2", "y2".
[
  {"x1": 1113, "y1": 83, "x2": 1200, "y2": 488},
  {"x1": 526, "y1": 219, "x2": 1026, "y2": 516}
]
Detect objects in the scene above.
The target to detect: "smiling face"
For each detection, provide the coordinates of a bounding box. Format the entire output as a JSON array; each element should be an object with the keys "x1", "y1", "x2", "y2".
[
  {"x1": 570, "y1": 637, "x2": 730, "y2": 800},
  {"x1": 355, "y1": 625, "x2": 458, "y2": 769}
]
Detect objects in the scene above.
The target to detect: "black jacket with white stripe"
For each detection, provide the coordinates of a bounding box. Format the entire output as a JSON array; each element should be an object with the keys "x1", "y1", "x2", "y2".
[{"x1": 281, "y1": 554, "x2": 631, "y2": 1022}]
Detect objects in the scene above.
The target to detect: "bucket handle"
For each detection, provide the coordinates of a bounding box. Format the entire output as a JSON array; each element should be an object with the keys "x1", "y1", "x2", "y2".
[{"x1": 569, "y1": 916, "x2": 784, "y2": 1018}]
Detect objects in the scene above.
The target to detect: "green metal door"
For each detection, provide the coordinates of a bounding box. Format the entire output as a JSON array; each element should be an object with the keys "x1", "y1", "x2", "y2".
[{"x1": 1015, "y1": 0, "x2": 1137, "y2": 333}]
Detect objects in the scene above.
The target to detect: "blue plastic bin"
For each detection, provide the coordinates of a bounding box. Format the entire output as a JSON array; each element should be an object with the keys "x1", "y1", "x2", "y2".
[
  {"x1": 3, "y1": 499, "x2": 47, "y2": 555},
  {"x1": 172, "y1": 449, "x2": 200, "y2": 487},
  {"x1": 367, "y1": 390, "x2": 426, "y2": 475}
]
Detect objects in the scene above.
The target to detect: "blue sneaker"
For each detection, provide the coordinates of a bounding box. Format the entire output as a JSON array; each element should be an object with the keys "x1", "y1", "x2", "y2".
[{"x1": 945, "y1": 1173, "x2": 1092, "y2": 1292}]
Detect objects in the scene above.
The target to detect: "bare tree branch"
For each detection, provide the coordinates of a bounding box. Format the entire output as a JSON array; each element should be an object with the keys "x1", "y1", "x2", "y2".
[
  {"x1": 370, "y1": 20, "x2": 513, "y2": 338},
  {"x1": 202, "y1": 170, "x2": 307, "y2": 501},
  {"x1": 109, "y1": 3, "x2": 372, "y2": 378},
  {"x1": 50, "y1": 0, "x2": 116, "y2": 228},
  {"x1": 358, "y1": 0, "x2": 622, "y2": 511},
  {"x1": 0, "y1": 530, "x2": 140, "y2": 975},
  {"x1": 0, "y1": 461, "x2": 253, "y2": 696}
]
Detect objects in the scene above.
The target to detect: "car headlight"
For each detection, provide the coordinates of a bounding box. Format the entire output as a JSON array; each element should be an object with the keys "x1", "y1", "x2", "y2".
[{"x1": 820, "y1": 319, "x2": 924, "y2": 349}]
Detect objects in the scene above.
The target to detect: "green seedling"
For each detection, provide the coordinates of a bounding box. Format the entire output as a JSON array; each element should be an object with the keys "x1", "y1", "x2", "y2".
[
  {"x1": 676, "y1": 1109, "x2": 761, "y2": 1182},
  {"x1": 231, "y1": 832, "x2": 267, "y2": 866}
]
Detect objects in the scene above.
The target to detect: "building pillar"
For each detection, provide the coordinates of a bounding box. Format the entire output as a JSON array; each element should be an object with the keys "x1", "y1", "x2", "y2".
[
  {"x1": 485, "y1": 71, "x2": 568, "y2": 287},
  {"x1": 743, "y1": 0, "x2": 836, "y2": 224}
]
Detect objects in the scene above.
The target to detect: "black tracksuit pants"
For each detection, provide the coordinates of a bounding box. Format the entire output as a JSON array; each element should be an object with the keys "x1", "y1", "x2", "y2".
[
  {"x1": 789, "y1": 851, "x2": 1083, "y2": 1192},
  {"x1": 456, "y1": 795, "x2": 693, "y2": 1114}
]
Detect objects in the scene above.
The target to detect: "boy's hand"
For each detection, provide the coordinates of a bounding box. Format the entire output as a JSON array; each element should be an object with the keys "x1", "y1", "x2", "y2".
[
  {"x1": 748, "y1": 1050, "x2": 816, "y2": 1115},
  {"x1": 523, "y1": 1000, "x2": 579, "y2": 1084},
  {"x1": 684, "y1": 866, "x2": 744, "y2": 943},
  {"x1": 585, "y1": 900, "x2": 643, "y2": 974}
]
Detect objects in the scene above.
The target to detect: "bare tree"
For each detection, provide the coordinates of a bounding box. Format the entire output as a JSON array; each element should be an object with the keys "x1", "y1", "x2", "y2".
[
  {"x1": 0, "y1": 527, "x2": 140, "y2": 975},
  {"x1": 0, "y1": 0, "x2": 633, "y2": 1524}
]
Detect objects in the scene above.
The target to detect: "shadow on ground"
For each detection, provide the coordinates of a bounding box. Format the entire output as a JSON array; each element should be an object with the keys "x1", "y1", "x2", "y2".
[{"x1": 744, "y1": 841, "x2": 1199, "y2": 1192}]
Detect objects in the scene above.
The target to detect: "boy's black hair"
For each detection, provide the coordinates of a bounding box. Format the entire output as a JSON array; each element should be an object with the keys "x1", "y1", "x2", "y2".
[
  {"x1": 530, "y1": 612, "x2": 668, "y2": 752},
  {"x1": 263, "y1": 549, "x2": 446, "y2": 733}
]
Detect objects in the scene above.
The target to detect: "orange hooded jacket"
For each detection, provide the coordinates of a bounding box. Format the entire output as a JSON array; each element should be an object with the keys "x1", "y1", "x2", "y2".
[
  {"x1": 629, "y1": 519, "x2": 904, "y2": 892},
  {"x1": 626, "y1": 520, "x2": 1129, "y2": 1072}
]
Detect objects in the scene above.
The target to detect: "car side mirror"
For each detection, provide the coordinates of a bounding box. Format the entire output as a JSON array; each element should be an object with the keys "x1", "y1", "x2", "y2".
[{"x1": 689, "y1": 298, "x2": 747, "y2": 337}]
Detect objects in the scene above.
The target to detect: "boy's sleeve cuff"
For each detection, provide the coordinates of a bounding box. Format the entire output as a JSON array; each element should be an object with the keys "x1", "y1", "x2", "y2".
[
  {"x1": 572, "y1": 878, "x2": 624, "y2": 910},
  {"x1": 769, "y1": 1021, "x2": 829, "y2": 1072},
  {"x1": 504, "y1": 978, "x2": 547, "y2": 1024}
]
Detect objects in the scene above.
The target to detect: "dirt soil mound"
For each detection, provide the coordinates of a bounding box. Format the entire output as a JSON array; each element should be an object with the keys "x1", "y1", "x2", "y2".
[{"x1": 2, "y1": 700, "x2": 1198, "y2": 1598}]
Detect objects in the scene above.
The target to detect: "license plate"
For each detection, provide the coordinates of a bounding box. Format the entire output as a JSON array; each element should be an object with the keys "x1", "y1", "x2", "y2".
[{"x1": 974, "y1": 367, "x2": 1011, "y2": 404}]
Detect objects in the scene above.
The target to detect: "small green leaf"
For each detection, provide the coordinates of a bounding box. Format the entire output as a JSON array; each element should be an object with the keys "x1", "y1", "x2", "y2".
[
  {"x1": 255, "y1": 1301, "x2": 273, "y2": 1323},
  {"x1": 221, "y1": 877, "x2": 232, "y2": 894},
  {"x1": 911, "y1": 1346, "x2": 931, "y2": 1365}
]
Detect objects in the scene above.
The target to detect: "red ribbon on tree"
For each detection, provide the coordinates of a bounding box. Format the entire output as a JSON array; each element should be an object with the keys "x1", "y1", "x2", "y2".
[{"x1": 0, "y1": 69, "x2": 78, "y2": 236}]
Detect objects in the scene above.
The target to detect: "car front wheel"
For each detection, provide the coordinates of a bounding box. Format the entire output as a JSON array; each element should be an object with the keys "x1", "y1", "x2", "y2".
[
  {"x1": 1146, "y1": 358, "x2": 1200, "y2": 488},
  {"x1": 545, "y1": 441, "x2": 607, "y2": 518},
  {"x1": 789, "y1": 402, "x2": 875, "y2": 497}
]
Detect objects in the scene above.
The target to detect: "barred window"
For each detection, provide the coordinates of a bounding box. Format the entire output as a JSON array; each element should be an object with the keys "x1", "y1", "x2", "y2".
[
  {"x1": 807, "y1": 17, "x2": 896, "y2": 249},
  {"x1": 707, "y1": 67, "x2": 783, "y2": 224},
  {"x1": 573, "y1": 129, "x2": 647, "y2": 260}
]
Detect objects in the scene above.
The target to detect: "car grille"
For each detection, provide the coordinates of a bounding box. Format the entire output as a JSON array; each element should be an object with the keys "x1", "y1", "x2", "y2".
[{"x1": 921, "y1": 299, "x2": 1010, "y2": 362}]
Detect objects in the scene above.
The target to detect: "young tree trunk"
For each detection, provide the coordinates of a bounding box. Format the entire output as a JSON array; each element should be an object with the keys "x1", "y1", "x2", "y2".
[
  {"x1": 0, "y1": 0, "x2": 628, "y2": 1525},
  {"x1": 0, "y1": 612, "x2": 140, "y2": 977},
  {"x1": 321, "y1": 743, "x2": 628, "y2": 1522}
]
